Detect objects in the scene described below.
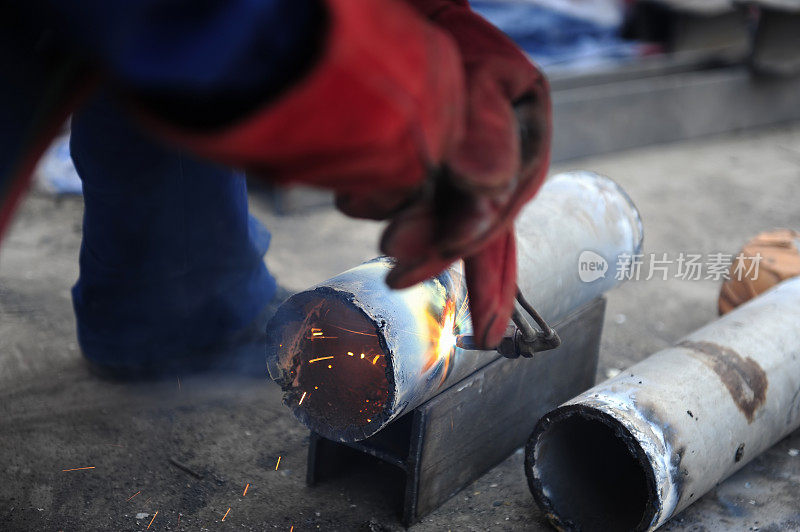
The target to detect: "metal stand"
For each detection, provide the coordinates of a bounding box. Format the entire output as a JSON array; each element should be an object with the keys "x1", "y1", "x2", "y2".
[{"x1": 307, "y1": 297, "x2": 606, "y2": 526}]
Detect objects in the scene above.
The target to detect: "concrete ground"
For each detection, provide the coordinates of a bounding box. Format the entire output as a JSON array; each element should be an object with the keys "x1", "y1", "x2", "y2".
[{"x1": 2, "y1": 123, "x2": 800, "y2": 531}]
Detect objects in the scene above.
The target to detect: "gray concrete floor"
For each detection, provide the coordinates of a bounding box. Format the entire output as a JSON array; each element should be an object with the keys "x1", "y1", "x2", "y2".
[{"x1": 3, "y1": 124, "x2": 800, "y2": 531}]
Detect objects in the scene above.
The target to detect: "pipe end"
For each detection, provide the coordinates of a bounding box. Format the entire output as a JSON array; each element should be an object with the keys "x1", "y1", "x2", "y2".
[
  {"x1": 525, "y1": 405, "x2": 659, "y2": 532},
  {"x1": 265, "y1": 288, "x2": 395, "y2": 442}
]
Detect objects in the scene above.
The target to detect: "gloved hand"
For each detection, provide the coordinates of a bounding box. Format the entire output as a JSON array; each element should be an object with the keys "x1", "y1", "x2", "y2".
[
  {"x1": 376, "y1": 0, "x2": 552, "y2": 349},
  {"x1": 148, "y1": 0, "x2": 465, "y2": 200},
  {"x1": 143, "y1": 0, "x2": 549, "y2": 350}
]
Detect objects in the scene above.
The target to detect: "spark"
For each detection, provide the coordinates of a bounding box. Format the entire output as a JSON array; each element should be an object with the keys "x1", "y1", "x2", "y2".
[
  {"x1": 360, "y1": 353, "x2": 365, "y2": 359},
  {"x1": 347, "y1": 351, "x2": 354, "y2": 356},
  {"x1": 366, "y1": 418, "x2": 371, "y2": 423},
  {"x1": 61, "y1": 466, "x2": 95, "y2": 472},
  {"x1": 147, "y1": 511, "x2": 158, "y2": 530},
  {"x1": 126, "y1": 490, "x2": 141, "y2": 501},
  {"x1": 455, "y1": 296, "x2": 471, "y2": 329},
  {"x1": 243, "y1": 483, "x2": 250, "y2": 496},
  {"x1": 290, "y1": 526, "x2": 294, "y2": 532},
  {"x1": 327, "y1": 364, "x2": 332, "y2": 369},
  {"x1": 298, "y1": 391, "x2": 307, "y2": 406},
  {"x1": 392, "y1": 327, "x2": 429, "y2": 340},
  {"x1": 307, "y1": 356, "x2": 334, "y2": 364},
  {"x1": 307, "y1": 328, "x2": 338, "y2": 340},
  {"x1": 275, "y1": 456, "x2": 281, "y2": 470},
  {"x1": 328, "y1": 323, "x2": 378, "y2": 337},
  {"x1": 221, "y1": 507, "x2": 231, "y2": 522},
  {"x1": 371, "y1": 355, "x2": 380, "y2": 365}
]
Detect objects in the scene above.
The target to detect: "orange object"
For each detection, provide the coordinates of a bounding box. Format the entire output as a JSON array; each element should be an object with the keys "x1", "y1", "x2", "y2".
[{"x1": 719, "y1": 229, "x2": 800, "y2": 314}]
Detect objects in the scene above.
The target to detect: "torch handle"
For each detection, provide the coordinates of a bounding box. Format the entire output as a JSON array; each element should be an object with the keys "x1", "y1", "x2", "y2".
[{"x1": 454, "y1": 288, "x2": 561, "y2": 358}]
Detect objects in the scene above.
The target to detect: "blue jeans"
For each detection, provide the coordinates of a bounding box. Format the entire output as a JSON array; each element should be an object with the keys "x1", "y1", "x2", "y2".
[{"x1": 70, "y1": 94, "x2": 276, "y2": 371}]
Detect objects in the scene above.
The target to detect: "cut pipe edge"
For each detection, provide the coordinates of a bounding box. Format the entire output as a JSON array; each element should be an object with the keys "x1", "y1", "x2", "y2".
[
  {"x1": 526, "y1": 275, "x2": 800, "y2": 531},
  {"x1": 266, "y1": 280, "x2": 411, "y2": 443},
  {"x1": 526, "y1": 404, "x2": 664, "y2": 532}
]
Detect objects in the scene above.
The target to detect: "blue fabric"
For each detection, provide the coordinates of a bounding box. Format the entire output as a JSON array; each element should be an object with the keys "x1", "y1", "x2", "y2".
[
  {"x1": 70, "y1": 94, "x2": 276, "y2": 369},
  {"x1": 35, "y1": 0, "x2": 319, "y2": 94},
  {"x1": 1, "y1": 0, "x2": 318, "y2": 242},
  {"x1": 0, "y1": 5, "x2": 60, "y2": 203},
  {"x1": 470, "y1": 1, "x2": 638, "y2": 69}
]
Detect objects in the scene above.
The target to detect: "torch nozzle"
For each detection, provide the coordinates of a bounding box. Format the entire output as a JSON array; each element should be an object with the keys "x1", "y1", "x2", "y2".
[{"x1": 455, "y1": 334, "x2": 478, "y2": 350}]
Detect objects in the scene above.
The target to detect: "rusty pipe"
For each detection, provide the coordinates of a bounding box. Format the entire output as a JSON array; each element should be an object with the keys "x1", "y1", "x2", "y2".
[
  {"x1": 266, "y1": 171, "x2": 643, "y2": 442},
  {"x1": 526, "y1": 275, "x2": 800, "y2": 532}
]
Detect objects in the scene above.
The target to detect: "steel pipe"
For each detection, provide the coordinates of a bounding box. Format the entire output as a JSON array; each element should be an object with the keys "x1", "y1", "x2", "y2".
[
  {"x1": 526, "y1": 276, "x2": 800, "y2": 532},
  {"x1": 266, "y1": 171, "x2": 643, "y2": 442}
]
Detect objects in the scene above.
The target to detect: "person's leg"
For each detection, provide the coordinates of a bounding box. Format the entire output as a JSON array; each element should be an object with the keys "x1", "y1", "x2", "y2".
[{"x1": 70, "y1": 93, "x2": 277, "y2": 376}]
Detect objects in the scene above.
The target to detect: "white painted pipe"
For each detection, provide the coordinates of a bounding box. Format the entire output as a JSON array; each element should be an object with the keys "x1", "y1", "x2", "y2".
[{"x1": 526, "y1": 276, "x2": 800, "y2": 532}]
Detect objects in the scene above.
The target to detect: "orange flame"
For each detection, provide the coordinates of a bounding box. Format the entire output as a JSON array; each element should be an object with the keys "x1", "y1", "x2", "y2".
[{"x1": 422, "y1": 299, "x2": 457, "y2": 377}]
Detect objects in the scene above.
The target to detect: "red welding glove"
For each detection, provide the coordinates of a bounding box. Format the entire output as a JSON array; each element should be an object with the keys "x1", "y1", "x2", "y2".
[
  {"x1": 149, "y1": 0, "x2": 465, "y2": 203},
  {"x1": 143, "y1": 0, "x2": 549, "y2": 349},
  {"x1": 375, "y1": 0, "x2": 552, "y2": 349}
]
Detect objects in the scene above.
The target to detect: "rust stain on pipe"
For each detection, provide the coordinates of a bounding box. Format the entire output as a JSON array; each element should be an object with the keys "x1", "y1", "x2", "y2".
[{"x1": 678, "y1": 340, "x2": 767, "y2": 423}]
